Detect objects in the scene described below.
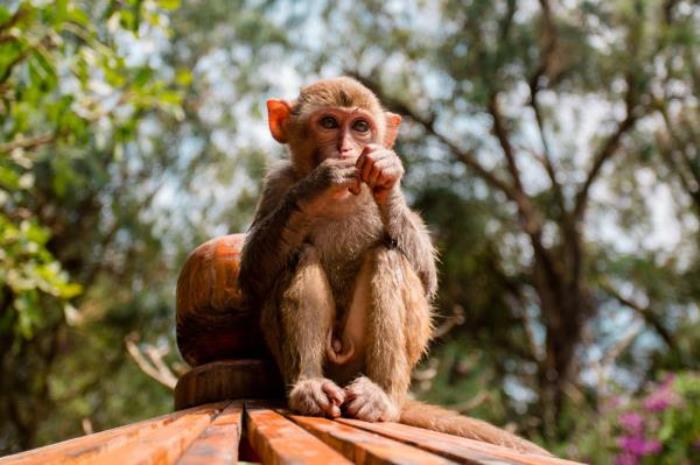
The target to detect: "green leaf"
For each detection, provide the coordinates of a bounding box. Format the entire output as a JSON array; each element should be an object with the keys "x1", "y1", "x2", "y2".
[{"x1": 156, "y1": 0, "x2": 181, "y2": 11}]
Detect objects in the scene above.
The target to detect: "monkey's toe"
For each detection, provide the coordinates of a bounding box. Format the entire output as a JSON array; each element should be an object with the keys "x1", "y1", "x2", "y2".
[
  {"x1": 289, "y1": 378, "x2": 344, "y2": 418},
  {"x1": 344, "y1": 376, "x2": 400, "y2": 422}
]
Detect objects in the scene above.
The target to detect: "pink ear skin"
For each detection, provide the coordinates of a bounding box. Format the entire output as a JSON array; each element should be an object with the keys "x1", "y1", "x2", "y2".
[
  {"x1": 384, "y1": 112, "x2": 402, "y2": 148},
  {"x1": 267, "y1": 99, "x2": 292, "y2": 143}
]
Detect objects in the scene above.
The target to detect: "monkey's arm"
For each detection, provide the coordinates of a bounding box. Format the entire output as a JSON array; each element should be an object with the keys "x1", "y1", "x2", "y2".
[
  {"x1": 378, "y1": 187, "x2": 438, "y2": 298},
  {"x1": 239, "y1": 164, "x2": 310, "y2": 302},
  {"x1": 240, "y1": 158, "x2": 358, "y2": 301}
]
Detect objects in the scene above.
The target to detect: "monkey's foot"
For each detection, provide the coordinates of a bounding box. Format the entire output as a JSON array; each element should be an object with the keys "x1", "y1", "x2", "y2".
[
  {"x1": 288, "y1": 377, "x2": 346, "y2": 418},
  {"x1": 343, "y1": 376, "x2": 400, "y2": 422}
]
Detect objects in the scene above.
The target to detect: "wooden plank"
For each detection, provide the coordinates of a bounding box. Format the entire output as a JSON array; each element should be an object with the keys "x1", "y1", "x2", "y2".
[
  {"x1": 86, "y1": 402, "x2": 231, "y2": 465},
  {"x1": 339, "y1": 419, "x2": 586, "y2": 465},
  {"x1": 245, "y1": 403, "x2": 352, "y2": 465},
  {"x1": 0, "y1": 402, "x2": 228, "y2": 465},
  {"x1": 289, "y1": 414, "x2": 462, "y2": 465},
  {"x1": 175, "y1": 402, "x2": 243, "y2": 465}
]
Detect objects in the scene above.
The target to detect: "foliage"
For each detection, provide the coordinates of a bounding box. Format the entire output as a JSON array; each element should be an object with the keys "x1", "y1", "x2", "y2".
[
  {"x1": 0, "y1": 0, "x2": 186, "y2": 452},
  {"x1": 564, "y1": 373, "x2": 700, "y2": 464},
  {"x1": 0, "y1": 0, "x2": 699, "y2": 463}
]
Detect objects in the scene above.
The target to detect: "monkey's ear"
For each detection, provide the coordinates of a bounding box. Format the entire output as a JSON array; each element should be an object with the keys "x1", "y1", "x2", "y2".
[
  {"x1": 267, "y1": 99, "x2": 292, "y2": 143},
  {"x1": 384, "y1": 112, "x2": 402, "y2": 148}
]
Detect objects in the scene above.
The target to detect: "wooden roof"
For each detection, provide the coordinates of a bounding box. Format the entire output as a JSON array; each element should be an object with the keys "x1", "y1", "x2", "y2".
[{"x1": 0, "y1": 399, "x2": 585, "y2": 465}]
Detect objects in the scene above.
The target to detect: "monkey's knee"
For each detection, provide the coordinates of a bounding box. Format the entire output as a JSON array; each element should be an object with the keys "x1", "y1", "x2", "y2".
[
  {"x1": 366, "y1": 246, "x2": 433, "y2": 366},
  {"x1": 261, "y1": 244, "x2": 335, "y2": 382},
  {"x1": 280, "y1": 244, "x2": 333, "y2": 312}
]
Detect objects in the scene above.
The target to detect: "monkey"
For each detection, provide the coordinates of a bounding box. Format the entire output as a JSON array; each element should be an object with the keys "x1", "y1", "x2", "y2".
[{"x1": 237, "y1": 76, "x2": 550, "y2": 455}]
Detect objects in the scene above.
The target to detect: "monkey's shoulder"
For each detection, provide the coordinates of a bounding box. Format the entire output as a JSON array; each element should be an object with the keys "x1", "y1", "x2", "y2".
[{"x1": 262, "y1": 160, "x2": 299, "y2": 191}]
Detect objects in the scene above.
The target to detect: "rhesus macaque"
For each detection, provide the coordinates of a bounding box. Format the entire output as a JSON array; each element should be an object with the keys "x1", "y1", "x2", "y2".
[{"x1": 238, "y1": 77, "x2": 549, "y2": 455}]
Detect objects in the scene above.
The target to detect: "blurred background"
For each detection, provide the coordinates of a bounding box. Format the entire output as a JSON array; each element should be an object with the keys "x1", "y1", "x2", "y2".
[{"x1": 1, "y1": 0, "x2": 699, "y2": 463}]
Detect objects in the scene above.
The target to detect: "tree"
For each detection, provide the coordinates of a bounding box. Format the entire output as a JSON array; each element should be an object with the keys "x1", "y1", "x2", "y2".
[{"x1": 304, "y1": 0, "x2": 699, "y2": 442}]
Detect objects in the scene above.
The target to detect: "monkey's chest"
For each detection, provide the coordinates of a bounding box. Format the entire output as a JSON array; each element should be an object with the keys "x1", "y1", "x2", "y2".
[{"x1": 309, "y1": 214, "x2": 383, "y2": 312}]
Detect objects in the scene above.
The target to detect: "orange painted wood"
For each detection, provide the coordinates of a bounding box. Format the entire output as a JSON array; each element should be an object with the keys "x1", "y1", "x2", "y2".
[
  {"x1": 0, "y1": 402, "x2": 228, "y2": 465},
  {"x1": 176, "y1": 233, "x2": 268, "y2": 366},
  {"x1": 339, "y1": 419, "x2": 586, "y2": 465},
  {"x1": 83, "y1": 402, "x2": 230, "y2": 465},
  {"x1": 245, "y1": 404, "x2": 352, "y2": 465},
  {"x1": 174, "y1": 360, "x2": 283, "y2": 410},
  {"x1": 175, "y1": 401, "x2": 243, "y2": 465},
  {"x1": 290, "y1": 414, "x2": 460, "y2": 465}
]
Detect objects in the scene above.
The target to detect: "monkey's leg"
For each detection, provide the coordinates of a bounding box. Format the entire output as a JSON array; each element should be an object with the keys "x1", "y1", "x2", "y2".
[
  {"x1": 260, "y1": 244, "x2": 345, "y2": 417},
  {"x1": 344, "y1": 246, "x2": 432, "y2": 422}
]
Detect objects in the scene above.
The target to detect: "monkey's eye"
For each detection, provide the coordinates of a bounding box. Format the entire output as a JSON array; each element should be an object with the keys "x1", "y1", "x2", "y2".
[
  {"x1": 352, "y1": 119, "x2": 370, "y2": 133},
  {"x1": 319, "y1": 116, "x2": 339, "y2": 129}
]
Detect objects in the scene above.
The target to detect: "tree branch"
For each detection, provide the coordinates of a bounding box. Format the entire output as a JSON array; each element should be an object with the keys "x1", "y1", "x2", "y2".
[
  {"x1": 0, "y1": 133, "x2": 55, "y2": 154},
  {"x1": 488, "y1": 93, "x2": 525, "y2": 194},
  {"x1": 601, "y1": 281, "x2": 680, "y2": 355},
  {"x1": 125, "y1": 334, "x2": 177, "y2": 389},
  {"x1": 0, "y1": 7, "x2": 27, "y2": 33},
  {"x1": 573, "y1": 85, "x2": 639, "y2": 220}
]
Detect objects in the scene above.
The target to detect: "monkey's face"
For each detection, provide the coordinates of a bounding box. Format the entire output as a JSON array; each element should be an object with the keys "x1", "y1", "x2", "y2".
[{"x1": 306, "y1": 107, "x2": 378, "y2": 163}]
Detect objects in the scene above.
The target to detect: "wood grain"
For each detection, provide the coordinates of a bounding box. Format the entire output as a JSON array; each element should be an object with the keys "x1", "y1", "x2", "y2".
[
  {"x1": 174, "y1": 360, "x2": 283, "y2": 410},
  {"x1": 290, "y1": 414, "x2": 461, "y2": 465},
  {"x1": 175, "y1": 401, "x2": 243, "y2": 465},
  {"x1": 82, "y1": 402, "x2": 229, "y2": 465},
  {"x1": 338, "y1": 419, "x2": 587, "y2": 465},
  {"x1": 245, "y1": 404, "x2": 352, "y2": 465},
  {"x1": 0, "y1": 403, "x2": 228, "y2": 465},
  {"x1": 176, "y1": 233, "x2": 268, "y2": 366}
]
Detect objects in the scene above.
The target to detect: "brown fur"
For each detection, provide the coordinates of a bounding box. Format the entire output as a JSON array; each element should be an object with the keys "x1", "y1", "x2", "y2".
[{"x1": 238, "y1": 76, "x2": 550, "y2": 455}]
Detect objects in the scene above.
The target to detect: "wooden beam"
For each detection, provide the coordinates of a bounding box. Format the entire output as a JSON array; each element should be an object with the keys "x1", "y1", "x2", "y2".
[
  {"x1": 175, "y1": 402, "x2": 243, "y2": 465},
  {"x1": 0, "y1": 403, "x2": 229, "y2": 465},
  {"x1": 290, "y1": 414, "x2": 459, "y2": 465},
  {"x1": 245, "y1": 403, "x2": 352, "y2": 465},
  {"x1": 339, "y1": 419, "x2": 586, "y2": 465}
]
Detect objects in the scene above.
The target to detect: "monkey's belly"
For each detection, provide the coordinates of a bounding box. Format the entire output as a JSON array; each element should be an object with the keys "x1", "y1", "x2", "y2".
[{"x1": 322, "y1": 258, "x2": 371, "y2": 385}]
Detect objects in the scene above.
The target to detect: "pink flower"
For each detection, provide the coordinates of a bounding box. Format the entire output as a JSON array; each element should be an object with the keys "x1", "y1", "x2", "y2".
[
  {"x1": 643, "y1": 387, "x2": 679, "y2": 413},
  {"x1": 617, "y1": 436, "x2": 662, "y2": 456},
  {"x1": 618, "y1": 412, "x2": 644, "y2": 434},
  {"x1": 643, "y1": 375, "x2": 679, "y2": 413}
]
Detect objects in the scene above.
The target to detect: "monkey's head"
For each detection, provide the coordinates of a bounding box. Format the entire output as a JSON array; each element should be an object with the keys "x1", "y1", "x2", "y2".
[{"x1": 266, "y1": 77, "x2": 402, "y2": 175}]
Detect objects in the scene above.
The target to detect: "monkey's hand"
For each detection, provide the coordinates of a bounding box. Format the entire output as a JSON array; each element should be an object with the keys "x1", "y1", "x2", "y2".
[
  {"x1": 295, "y1": 158, "x2": 360, "y2": 213},
  {"x1": 356, "y1": 144, "x2": 404, "y2": 205},
  {"x1": 343, "y1": 376, "x2": 400, "y2": 422},
  {"x1": 288, "y1": 377, "x2": 346, "y2": 418}
]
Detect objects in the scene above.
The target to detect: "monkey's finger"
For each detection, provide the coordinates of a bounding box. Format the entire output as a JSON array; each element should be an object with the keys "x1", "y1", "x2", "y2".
[
  {"x1": 348, "y1": 179, "x2": 361, "y2": 195},
  {"x1": 334, "y1": 167, "x2": 360, "y2": 185},
  {"x1": 344, "y1": 397, "x2": 364, "y2": 417},
  {"x1": 356, "y1": 403, "x2": 381, "y2": 422},
  {"x1": 360, "y1": 144, "x2": 380, "y2": 157},
  {"x1": 368, "y1": 150, "x2": 394, "y2": 163},
  {"x1": 307, "y1": 384, "x2": 333, "y2": 413},
  {"x1": 361, "y1": 157, "x2": 376, "y2": 184},
  {"x1": 356, "y1": 152, "x2": 366, "y2": 172},
  {"x1": 329, "y1": 404, "x2": 341, "y2": 418},
  {"x1": 322, "y1": 381, "x2": 346, "y2": 406},
  {"x1": 367, "y1": 164, "x2": 383, "y2": 186},
  {"x1": 369, "y1": 160, "x2": 396, "y2": 187}
]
